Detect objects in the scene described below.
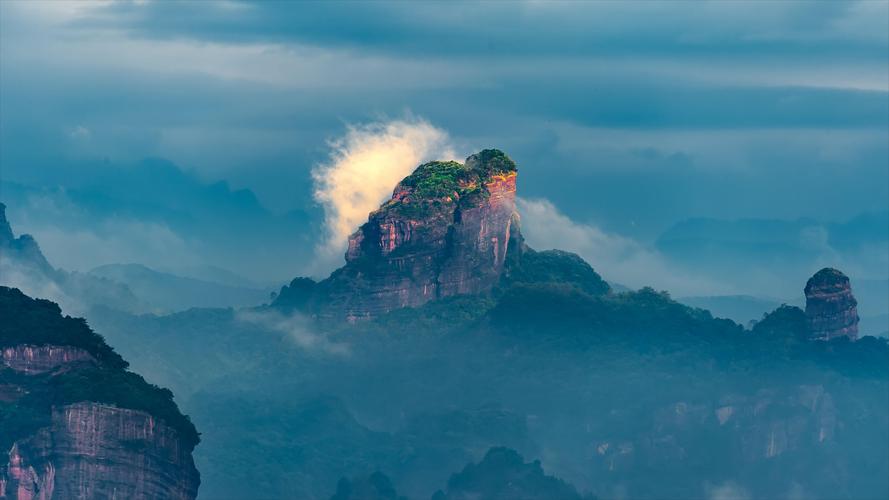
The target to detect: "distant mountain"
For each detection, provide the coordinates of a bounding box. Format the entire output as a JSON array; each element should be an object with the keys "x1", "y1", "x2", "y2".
[
  {"x1": 0, "y1": 286, "x2": 200, "y2": 498},
  {"x1": 656, "y1": 212, "x2": 889, "y2": 260},
  {"x1": 0, "y1": 202, "x2": 142, "y2": 315},
  {"x1": 161, "y1": 264, "x2": 264, "y2": 289},
  {"x1": 0, "y1": 157, "x2": 320, "y2": 283},
  {"x1": 90, "y1": 263, "x2": 273, "y2": 312},
  {"x1": 656, "y1": 213, "x2": 889, "y2": 328}
]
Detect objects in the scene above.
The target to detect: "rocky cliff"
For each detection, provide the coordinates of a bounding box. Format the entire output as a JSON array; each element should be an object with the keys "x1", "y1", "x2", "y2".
[
  {"x1": 804, "y1": 267, "x2": 859, "y2": 341},
  {"x1": 0, "y1": 286, "x2": 200, "y2": 499},
  {"x1": 280, "y1": 149, "x2": 522, "y2": 320},
  {"x1": 582, "y1": 382, "x2": 867, "y2": 500},
  {"x1": 4, "y1": 404, "x2": 198, "y2": 500}
]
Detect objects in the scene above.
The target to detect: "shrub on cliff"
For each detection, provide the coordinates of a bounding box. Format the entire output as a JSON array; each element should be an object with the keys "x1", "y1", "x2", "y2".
[{"x1": 0, "y1": 286, "x2": 127, "y2": 369}]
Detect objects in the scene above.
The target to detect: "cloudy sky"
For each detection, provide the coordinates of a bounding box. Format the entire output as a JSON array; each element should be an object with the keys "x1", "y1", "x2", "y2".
[{"x1": 1, "y1": 1, "x2": 887, "y2": 295}]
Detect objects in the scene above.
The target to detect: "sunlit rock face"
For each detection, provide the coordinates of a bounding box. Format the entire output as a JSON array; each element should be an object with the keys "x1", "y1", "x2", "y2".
[
  {"x1": 804, "y1": 268, "x2": 859, "y2": 341},
  {"x1": 3, "y1": 403, "x2": 199, "y2": 500},
  {"x1": 315, "y1": 149, "x2": 521, "y2": 320}
]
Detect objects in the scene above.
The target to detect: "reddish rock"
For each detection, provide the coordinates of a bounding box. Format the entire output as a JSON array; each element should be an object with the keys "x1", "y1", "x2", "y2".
[
  {"x1": 1, "y1": 287, "x2": 200, "y2": 500},
  {"x1": 312, "y1": 149, "x2": 522, "y2": 320},
  {"x1": 804, "y1": 268, "x2": 859, "y2": 341},
  {"x1": 3, "y1": 403, "x2": 199, "y2": 500},
  {"x1": 1, "y1": 345, "x2": 95, "y2": 375}
]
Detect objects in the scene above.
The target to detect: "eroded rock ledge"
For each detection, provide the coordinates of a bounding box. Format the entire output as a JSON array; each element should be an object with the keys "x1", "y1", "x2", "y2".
[
  {"x1": 1, "y1": 346, "x2": 95, "y2": 375},
  {"x1": 805, "y1": 267, "x2": 859, "y2": 341},
  {"x1": 2, "y1": 403, "x2": 199, "y2": 500},
  {"x1": 278, "y1": 149, "x2": 523, "y2": 320}
]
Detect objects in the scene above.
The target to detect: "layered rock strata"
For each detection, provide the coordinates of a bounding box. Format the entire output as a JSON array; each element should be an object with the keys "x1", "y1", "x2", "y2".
[
  {"x1": 3, "y1": 403, "x2": 199, "y2": 500},
  {"x1": 804, "y1": 267, "x2": 859, "y2": 341},
  {"x1": 1, "y1": 346, "x2": 95, "y2": 375},
  {"x1": 303, "y1": 149, "x2": 522, "y2": 320},
  {"x1": 0, "y1": 287, "x2": 200, "y2": 499}
]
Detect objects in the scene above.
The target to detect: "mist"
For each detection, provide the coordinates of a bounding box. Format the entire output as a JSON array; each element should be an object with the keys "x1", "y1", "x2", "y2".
[{"x1": 311, "y1": 117, "x2": 457, "y2": 272}]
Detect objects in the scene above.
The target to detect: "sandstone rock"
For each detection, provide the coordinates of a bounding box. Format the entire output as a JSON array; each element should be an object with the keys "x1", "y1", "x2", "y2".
[
  {"x1": 305, "y1": 149, "x2": 521, "y2": 320},
  {"x1": 1, "y1": 287, "x2": 200, "y2": 499},
  {"x1": 1, "y1": 345, "x2": 96, "y2": 375},
  {"x1": 804, "y1": 268, "x2": 859, "y2": 341},
  {"x1": 3, "y1": 403, "x2": 199, "y2": 500}
]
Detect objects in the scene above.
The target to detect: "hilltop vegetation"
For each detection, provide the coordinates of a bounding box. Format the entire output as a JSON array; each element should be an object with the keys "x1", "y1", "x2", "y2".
[{"x1": 0, "y1": 286, "x2": 200, "y2": 452}]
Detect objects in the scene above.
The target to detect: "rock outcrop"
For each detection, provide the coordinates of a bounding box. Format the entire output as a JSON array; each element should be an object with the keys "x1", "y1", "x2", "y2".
[
  {"x1": 0, "y1": 203, "x2": 54, "y2": 276},
  {"x1": 0, "y1": 286, "x2": 200, "y2": 499},
  {"x1": 588, "y1": 384, "x2": 845, "y2": 498},
  {"x1": 804, "y1": 268, "x2": 859, "y2": 341},
  {"x1": 284, "y1": 150, "x2": 522, "y2": 320},
  {"x1": 1, "y1": 346, "x2": 95, "y2": 375},
  {"x1": 4, "y1": 403, "x2": 198, "y2": 500}
]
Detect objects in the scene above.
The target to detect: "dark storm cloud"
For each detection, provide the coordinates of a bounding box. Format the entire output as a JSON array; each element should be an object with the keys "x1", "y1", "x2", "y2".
[
  {"x1": 0, "y1": 0, "x2": 886, "y2": 286},
  {"x1": 78, "y1": 1, "x2": 887, "y2": 62}
]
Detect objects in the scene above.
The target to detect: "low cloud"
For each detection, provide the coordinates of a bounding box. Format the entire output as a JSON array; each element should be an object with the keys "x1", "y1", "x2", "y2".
[
  {"x1": 237, "y1": 309, "x2": 350, "y2": 356},
  {"x1": 10, "y1": 194, "x2": 199, "y2": 273},
  {"x1": 311, "y1": 117, "x2": 456, "y2": 272},
  {"x1": 517, "y1": 197, "x2": 730, "y2": 296},
  {"x1": 0, "y1": 260, "x2": 80, "y2": 314},
  {"x1": 705, "y1": 481, "x2": 751, "y2": 500}
]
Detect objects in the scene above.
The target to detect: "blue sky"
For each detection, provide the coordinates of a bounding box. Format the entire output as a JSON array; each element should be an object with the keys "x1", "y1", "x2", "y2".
[{"x1": 0, "y1": 1, "x2": 887, "y2": 295}]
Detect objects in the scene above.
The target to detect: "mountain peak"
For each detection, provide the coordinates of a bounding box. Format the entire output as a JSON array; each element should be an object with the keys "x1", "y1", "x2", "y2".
[
  {"x1": 367, "y1": 149, "x2": 517, "y2": 224},
  {"x1": 277, "y1": 150, "x2": 522, "y2": 320},
  {"x1": 804, "y1": 267, "x2": 859, "y2": 341},
  {"x1": 0, "y1": 202, "x2": 54, "y2": 275},
  {"x1": 0, "y1": 202, "x2": 14, "y2": 244}
]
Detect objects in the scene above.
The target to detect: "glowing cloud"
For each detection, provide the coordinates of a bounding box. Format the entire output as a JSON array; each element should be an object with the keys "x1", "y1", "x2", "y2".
[{"x1": 312, "y1": 118, "x2": 456, "y2": 270}]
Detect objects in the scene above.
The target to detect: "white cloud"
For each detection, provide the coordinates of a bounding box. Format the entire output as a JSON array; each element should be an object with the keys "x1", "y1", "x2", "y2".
[
  {"x1": 0, "y1": 261, "x2": 80, "y2": 314},
  {"x1": 517, "y1": 197, "x2": 731, "y2": 296},
  {"x1": 705, "y1": 481, "x2": 751, "y2": 500},
  {"x1": 28, "y1": 220, "x2": 195, "y2": 272},
  {"x1": 69, "y1": 125, "x2": 91, "y2": 140},
  {"x1": 311, "y1": 117, "x2": 457, "y2": 272},
  {"x1": 237, "y1": 309, "x2": 349, "y2": 356}
]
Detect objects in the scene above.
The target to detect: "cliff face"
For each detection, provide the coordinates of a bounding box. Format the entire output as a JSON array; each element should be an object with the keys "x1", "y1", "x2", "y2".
[
  {"x1": 0, "y1": 287, "x2": 200, "y2": 500},
  {"x1": 4, "y1": 403, "x2": 198, "y2": 500},
  {"x1": 590, "y1": 384, "x2": 844, "y2": 498},
  {"x1": 804, "y1": 268, "x2": 859, "y2": 341},
  {"x1": 313, "y1": 150, "x2": 521, "y2": 320},
  {"x1": 1, "y1": 346, "x2": 95, "y2": 375}
]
